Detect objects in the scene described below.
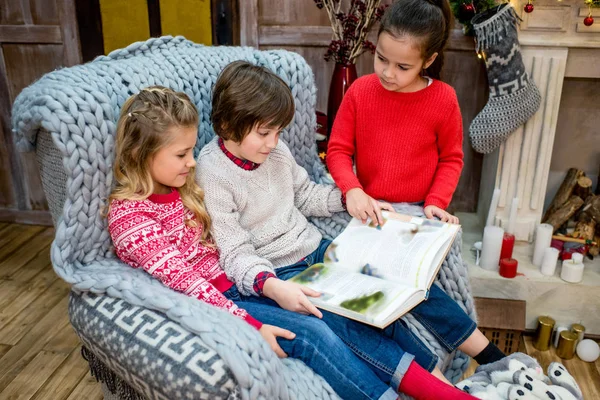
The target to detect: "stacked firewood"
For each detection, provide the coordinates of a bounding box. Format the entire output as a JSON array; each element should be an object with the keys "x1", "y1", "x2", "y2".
[{"x1": 542, "y1": 167, "x2": 600, "y2": 257}]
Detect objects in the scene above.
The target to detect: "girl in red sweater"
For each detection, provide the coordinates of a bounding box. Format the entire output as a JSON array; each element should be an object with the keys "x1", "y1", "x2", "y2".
[
  {"x1": 106, "y1": 86, "x2": 477, "y2": 400},
  {"x1": 327, "y1": 0, "x2": 508, "y2": 374},
  {"x1": 327, "y1": 0, "x2": 463, "y2": 225}
]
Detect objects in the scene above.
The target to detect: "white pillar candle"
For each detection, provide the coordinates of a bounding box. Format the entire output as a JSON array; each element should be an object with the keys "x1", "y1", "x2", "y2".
[
  {"x1": 533, "y1": 224, "x2": 553, "y2": 266},
  {"x1": 507, "y1": 197, "x2": 519, "y2": 234},
  {"x1": 560, "y1": 259, "x2": 584, "y2": 283},
  {"x1": 481, "y1": 226, "x2": 504, "y2": 271},
  {"x1": 553, "y1": 325, "x2": 569, "y2": 347},
  {"x1": 571, "y1": 253, "x2": 584, "y2": 264},
  {"x1": 486, "y1": 188, "x2": 501, "y2": 227},
  {"x1": 540, "y1": 247, "x2": 560, "y2": 276}
]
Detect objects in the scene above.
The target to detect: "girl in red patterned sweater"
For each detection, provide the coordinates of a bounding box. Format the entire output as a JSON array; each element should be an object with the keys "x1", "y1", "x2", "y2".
[
  {"x1": 106, "y1": 86, "x2": 478, "y2": 400},
  {"x1": 327, "y1": 0, "x2": 464, "y2": 225}
]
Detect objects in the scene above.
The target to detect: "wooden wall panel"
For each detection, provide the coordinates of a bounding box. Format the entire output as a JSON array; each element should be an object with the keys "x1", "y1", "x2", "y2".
[
  {"x1": 258, "y1": 0, "x2": 331, "y2": 26},
  {"x1": 3, "y1": 44, "x2": 64, "y2": 103},
  {"x1": 0, "y1": 2, "x2": 25, "y2": 25},
  {"x1": 0, "y1": 0, "x2": 81, "y2": 224},
  {"x1": 31, "y1": 0, "x2": 59, "y2": 25},
  {"x1": 241, "y1": 0, "x2": 486, "y2": 211}
]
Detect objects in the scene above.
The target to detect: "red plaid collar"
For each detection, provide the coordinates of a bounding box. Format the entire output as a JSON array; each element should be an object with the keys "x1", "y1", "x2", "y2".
[{"x1": 218, "y1": 138, "x2": 260, "y2": 171}]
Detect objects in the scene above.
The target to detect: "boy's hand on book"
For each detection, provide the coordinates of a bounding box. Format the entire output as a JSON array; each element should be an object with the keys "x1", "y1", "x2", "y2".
[
  {"x1": 262, "y1": 278, "x2": 323, "y2": 318},
  {"x1": 259, "y1": 324, "x2": 296, "y2": 358},
  {"x1": 346, "y1": 188, "x2": 394, "y2": 226},
  {"x1": 424, "y1": 205, "x2": 459, "y2": 224}
]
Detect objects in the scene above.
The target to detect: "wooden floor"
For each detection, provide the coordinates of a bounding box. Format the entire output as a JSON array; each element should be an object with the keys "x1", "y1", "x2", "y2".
[
  {"x1": 0, "y1": 223, "x2": 598, "y2": 399},
  {"x1": 0, "y1": 223, "x2": 102, "y2": 400}
]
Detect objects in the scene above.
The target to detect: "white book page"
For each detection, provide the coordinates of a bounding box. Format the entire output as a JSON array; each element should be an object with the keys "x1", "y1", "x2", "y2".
[
  {"x1": 328, "y1": 212, "x2": 457, "y2": 289},
  {"x1": 290, "y1": 264, "x2": 419, "y2": 325}
]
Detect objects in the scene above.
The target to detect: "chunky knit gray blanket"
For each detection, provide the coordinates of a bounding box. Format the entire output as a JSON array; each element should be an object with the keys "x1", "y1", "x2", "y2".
[{"x1": 12, "y1": 36, "x2": 475, "y2": 397}]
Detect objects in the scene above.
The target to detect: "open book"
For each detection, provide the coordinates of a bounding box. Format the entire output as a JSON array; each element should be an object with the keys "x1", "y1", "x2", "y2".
[{"x1": 291, "y1": 212, "x2": 460, "y2": 328}]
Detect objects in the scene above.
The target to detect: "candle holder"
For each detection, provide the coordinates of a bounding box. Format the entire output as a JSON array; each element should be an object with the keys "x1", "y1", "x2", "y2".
[
  {"x1": 556, "y1": 331, "x2": 578, "y2": 359},
  {"x1": 533, "y1": 316, "x2": 555, "y2": 351},
  {"x1": 571, "y1": 323, "x2": 585, "y2": 343}
]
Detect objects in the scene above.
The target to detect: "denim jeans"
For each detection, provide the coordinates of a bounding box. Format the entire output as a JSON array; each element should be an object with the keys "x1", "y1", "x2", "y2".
[
  {"x1": 278, "y1": 239, "x2": 477, "y2": 371},
  {"x1": 223, "y1": 285, "x2": 404, "y2": 400}
]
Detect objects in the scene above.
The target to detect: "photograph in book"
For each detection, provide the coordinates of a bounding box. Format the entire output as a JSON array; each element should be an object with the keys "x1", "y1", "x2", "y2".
[{"x1": 291, "y1": 212, "x2": 460, "y2": 328}]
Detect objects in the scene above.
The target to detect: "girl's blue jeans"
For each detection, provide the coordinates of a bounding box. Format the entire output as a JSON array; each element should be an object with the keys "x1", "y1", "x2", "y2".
[
  {"x1": 282, "y1": 239, "x2": 477, "y2": 370},
  {"x1": 223, "y1": 285, "x2": 403, "y2": 400}
]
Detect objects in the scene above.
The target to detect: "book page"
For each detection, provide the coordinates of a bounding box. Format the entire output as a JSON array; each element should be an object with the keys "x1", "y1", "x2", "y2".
[
  {"x1": 326, "y1": 212, "x2": 458, "y2": 289},
  {"x1": 290, "y1": 263, "x2": 419, "y2": 326}
]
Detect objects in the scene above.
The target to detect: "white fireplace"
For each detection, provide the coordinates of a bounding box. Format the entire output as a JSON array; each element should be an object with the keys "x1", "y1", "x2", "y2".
[
  {"x1": 465, "y1": 0, "x2": 600, "y2": 334},
  {"x1": 478, "y1": 0, "x2": 600, "y2": 242}
]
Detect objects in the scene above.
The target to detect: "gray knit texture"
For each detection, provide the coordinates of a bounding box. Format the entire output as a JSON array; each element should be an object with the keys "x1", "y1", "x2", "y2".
[
  {"x1": 12, "y1": 35, "x2": 474, "y2": 392},
  {"x1": 469, "y1": 4, "x2": 541, "y2": 154}
]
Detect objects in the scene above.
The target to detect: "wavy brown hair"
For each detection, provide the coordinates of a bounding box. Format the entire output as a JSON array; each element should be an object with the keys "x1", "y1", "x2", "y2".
[{"x1": 108, "y1": 86, "x2": 212, "y2": 242}]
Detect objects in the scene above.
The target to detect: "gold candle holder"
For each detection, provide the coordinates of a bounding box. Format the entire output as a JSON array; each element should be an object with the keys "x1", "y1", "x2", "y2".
[
  {"x1": 571, "y1": 323, "x2": 585, "y2": 343},
  {"x1": 533, "y1": 316, "x2": 555, "y2": 351},
  {"x1": 556, "y1": 331, "x2": 578, "y2": 359}
]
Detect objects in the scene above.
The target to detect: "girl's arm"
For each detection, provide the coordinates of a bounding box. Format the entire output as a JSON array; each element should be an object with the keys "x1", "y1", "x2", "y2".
[
  {"x1": 425, "y1": 93, "x2": 464, "y2": 210},
  {"x1": 109, "y1": 209, "x2": 262, "y2": 329},
  {"x1": 326, "y1": 88, "x2": 363, "y2": 194}
]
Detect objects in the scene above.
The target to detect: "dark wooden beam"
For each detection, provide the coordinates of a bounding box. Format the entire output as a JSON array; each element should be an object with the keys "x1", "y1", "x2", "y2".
[
  {"x1": 147, "y1": 0, "x2": 162, "y2": 38},
  {"x1": 75, "y1": 0, "x2": 104, "y2": 62}
]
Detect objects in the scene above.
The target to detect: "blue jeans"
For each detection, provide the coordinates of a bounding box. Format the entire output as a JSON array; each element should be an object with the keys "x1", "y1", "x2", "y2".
[
  {"x1": 224, "y1": 285, "x2": 407, "y2": 400},
  {"x1": 278, "y1": 239, "x2": 477, "y2": 371}
]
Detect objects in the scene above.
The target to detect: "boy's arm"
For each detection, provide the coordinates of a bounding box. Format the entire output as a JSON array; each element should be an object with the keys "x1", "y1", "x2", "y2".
[
  {"x1": 280, "y1": 142, "x2": 344, "y2": 217},
  {"x1": 425, "y1": 93, "x2": 464, "y2": 210},
  {"x1": 199, "y1": 173, "x2": 277, "y2": 296},
  {"x1": 109, "y1": 207, "x2": 261, "y2": 329},
  {"x1": 326, "y1": 89, "x2": 363, "y2": 194}
]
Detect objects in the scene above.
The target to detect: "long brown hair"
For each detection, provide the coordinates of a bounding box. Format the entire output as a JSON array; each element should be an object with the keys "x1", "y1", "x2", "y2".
[
  {"x1": 109, "y1": 86, "x2": 212, "y2": 242},
  {"x1": 378, "y1": 0, "x2": 453, "y2": 80}
]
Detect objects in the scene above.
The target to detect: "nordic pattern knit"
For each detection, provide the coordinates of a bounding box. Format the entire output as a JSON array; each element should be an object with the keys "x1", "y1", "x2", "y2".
[
  {"x1": 108, "y1": 189, "x2": 261, "y2": 329},
  {"x1": 196, "y1": 138, "x2": 345, "y2": 296},
  {"x1": 326, "y1": 74, "x2": 464, "y2": 210}
]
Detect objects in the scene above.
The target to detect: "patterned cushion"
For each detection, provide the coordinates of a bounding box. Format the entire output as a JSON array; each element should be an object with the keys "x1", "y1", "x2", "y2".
[{"x1": 69, "y1": 291, "x2": 239, "y2": 399}]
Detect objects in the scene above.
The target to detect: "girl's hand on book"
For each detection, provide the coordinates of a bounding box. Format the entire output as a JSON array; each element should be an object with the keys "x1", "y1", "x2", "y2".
[
  {"x1": 259, "y1": 324, "x2": 296, "y2": 358},
  {"x1": 263, "y1": 278, "x2": 323, "y2": 318},
  {"x1": 346, "y1": 188, "x2": 392, "y2": 226},
  {"x1": 424, "y1": 205, "x2": 459, "y2": 224}
]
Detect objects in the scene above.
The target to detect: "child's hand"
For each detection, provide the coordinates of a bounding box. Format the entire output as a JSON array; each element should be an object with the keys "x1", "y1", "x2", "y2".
[
  {"x1": 262, "y1": 278, "x2": 323, "y2": 318},
  {"x1": 259, "y1": 324, "x2": 296, "y2": 358},
  {"x1": 424, "y1": 205, "x2": 459, "y2": 224},
  {"x1": 346, "y1": 188, "x2": 395, "y2": 226}
]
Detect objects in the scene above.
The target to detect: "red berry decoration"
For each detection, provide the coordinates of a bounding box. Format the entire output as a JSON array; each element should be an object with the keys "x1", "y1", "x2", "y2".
[
  {"x1": 524, "y1": 3, "x2": 534, "y2": 13},
  {"x1": 584, "y1": 16, "x2": 594, "y2": 26},
  {"x1": 460, "y1": 3, "x2": 476, "y2": 20}
]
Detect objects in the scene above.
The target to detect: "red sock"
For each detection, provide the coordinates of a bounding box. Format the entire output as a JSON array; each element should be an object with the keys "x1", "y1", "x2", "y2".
[{"x1": 398, "y1": 361, "x2": 476, "y2": 400}]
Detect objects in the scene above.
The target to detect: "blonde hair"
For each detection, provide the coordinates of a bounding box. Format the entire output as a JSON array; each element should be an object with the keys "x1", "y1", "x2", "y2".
[{"x1": 108, "y1": 86, "x2": 212, "y2": 242}]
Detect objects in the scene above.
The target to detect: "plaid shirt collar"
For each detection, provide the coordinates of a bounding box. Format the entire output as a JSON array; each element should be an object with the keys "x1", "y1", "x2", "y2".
[{"x1": 218, "y1": 138, "x2": 260, "y2": 171}]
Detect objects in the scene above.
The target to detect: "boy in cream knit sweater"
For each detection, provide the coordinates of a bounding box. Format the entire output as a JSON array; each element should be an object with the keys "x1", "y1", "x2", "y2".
[{"x1": 195, "y1": 61, "x2": 505, "y2": 393}]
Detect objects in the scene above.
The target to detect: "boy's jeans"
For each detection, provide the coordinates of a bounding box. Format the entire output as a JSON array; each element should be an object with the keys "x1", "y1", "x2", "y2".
[
  {"x1": 224, "y1": 285, "x2": 408, "y2": 400},
  {"x1": 279, "y1": 239, "x2": 477, "y2": 370}
]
